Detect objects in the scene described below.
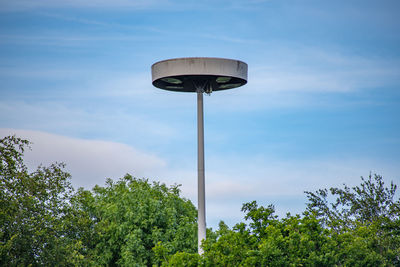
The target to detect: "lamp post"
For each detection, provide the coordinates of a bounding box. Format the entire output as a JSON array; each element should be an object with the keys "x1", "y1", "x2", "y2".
[{"x1": 151, "y1": 57, "x2": 248, "y2": 254}]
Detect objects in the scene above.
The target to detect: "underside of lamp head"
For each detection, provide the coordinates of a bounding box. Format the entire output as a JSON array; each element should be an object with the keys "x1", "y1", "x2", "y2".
[{"x1": 151, "y1": 57, "x2": 248, "y2": 93}]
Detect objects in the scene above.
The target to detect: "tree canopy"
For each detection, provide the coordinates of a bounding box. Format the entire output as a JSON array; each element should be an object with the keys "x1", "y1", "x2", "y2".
[
  {"x1": 1, "y1": 136, "x2": 77, "y2": 266},
  {"x1": 164, "y1": 174, "x2": 400, "y2": 266},
  {"x1": 1, "y1": 135, "x2": 399, "y2": 266},
  {"x1": 1, "y1": 136, "x2": 197, "y2": 266}
]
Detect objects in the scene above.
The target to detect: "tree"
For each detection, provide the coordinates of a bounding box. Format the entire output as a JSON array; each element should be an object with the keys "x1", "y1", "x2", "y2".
[
  {"x1": 0, "y1": 135, "x2": 81, "y2": 266},
  {"x1": 2, "y1": 135, "x2": 399, "y2": 266},
  {"x1": 1, "y1": 135, "x2": 199, "y2": 266},
  {"x1": 73, "y1": 176, "x2": 198, "y2": 266},
  {"x1": 305, "y1": 173, "x2": 400, "y2": 264},
  {"x1": 163, "y1": 174, "x2": 400, "y2": 266},
  {"x1": 305, "y1": 173, "x2": 400, "y2": 229}
]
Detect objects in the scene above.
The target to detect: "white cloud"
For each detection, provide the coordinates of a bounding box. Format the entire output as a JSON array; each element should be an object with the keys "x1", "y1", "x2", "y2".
[
  {"x1": 200, "y1": 155, "x2": 400, "y2": 227},
  {"x1": 1, "y1": 128, "x2": 398, "y2": 229},
  {"x1": 151, "y1": 151, "x2": 400, "y2": 228},
  {"x1": 0, "y1": 128, "x2": 166, "y2": 189}
]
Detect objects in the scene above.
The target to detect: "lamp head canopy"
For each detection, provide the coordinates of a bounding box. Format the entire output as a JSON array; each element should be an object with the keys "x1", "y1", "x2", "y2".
[{"x1": 151, "y1": 57, "x2": 248, "y2": 93}]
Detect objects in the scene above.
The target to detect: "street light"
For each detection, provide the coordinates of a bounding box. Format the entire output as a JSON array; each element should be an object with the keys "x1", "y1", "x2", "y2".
[{"x1": 151, "y1": 57, "x2": 248, "y2": 254}]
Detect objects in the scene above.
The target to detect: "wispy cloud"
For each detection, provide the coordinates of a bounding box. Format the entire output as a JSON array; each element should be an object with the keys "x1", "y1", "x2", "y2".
[
  {"x1": 250, "y1": 47, "x2": 400, "y2": 93},
  {"x1": 202, "y1": 47, "x2": 400, "y2": 112},
  {"x1": 0, "y1": 0, "x2": 169, "y2": 11},
  {"x1": 0, "y1": 66, "x2": 84, "y2": 79},
  {"x1": 35, "y1": 12, "x2": 167, "y2": 34},
  {"x1": 200, "y1": 33, "x2": 262, "y2": 45},
  {"x1": 1, "y1": 43, "x2": 397, "y2": 116},
  {"x1": 0, "y1": 33, "x2": 152, "y2": 47},
  {"x1": 0, "y1": 100, "x2": 178, "y2": 144}
]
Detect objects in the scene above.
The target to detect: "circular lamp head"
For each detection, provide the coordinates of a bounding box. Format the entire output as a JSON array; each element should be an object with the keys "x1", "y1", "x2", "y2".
[{"x1": 151, "y1": 57, "x2": 248, "y2": 92}]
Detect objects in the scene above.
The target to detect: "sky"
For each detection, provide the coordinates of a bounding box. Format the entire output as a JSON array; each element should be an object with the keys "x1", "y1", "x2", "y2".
[{"x1": 1, "y1": 0, "x2": 400, "y2": 229}]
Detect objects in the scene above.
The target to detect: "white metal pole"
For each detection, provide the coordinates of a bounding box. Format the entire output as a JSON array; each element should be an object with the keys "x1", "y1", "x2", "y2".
[{"x1": 197, "y1": 89, "x2": 206, "y2": 255}]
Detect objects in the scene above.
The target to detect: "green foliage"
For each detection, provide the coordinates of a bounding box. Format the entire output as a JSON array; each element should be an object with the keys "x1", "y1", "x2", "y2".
[
  {"x1": 305, "y1": 173, "x2": 400, "y2": 229},
  {"x1": 2, "y1": 135, "x2": 399, "y2": 266},
  {"x1": 163, "y1": 174, "x2": 400, "y2": 266},
  {"x1": 161, "y1": 251, "x2": 200, "y2": 267},
  {"x1": 0, "y1": 136, "x2": 198, "y2": 266},
  {"x1": 304, "y1": 173, "x2": 400, "y2": 265},
  {"x1": 0, "y1": 135, "x2": 81, "y2": 266},
  {"x1": 78, "y1": 176, "x2": 198, "y2": 266},
  {"x1": 197, "y1": 211, "x2": 334, "y2": 266}
]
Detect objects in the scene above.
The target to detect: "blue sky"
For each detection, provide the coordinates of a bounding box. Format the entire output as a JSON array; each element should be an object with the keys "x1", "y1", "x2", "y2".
[{"x1": 1, "y1": 0, "x2": 400, "y2": 228}]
